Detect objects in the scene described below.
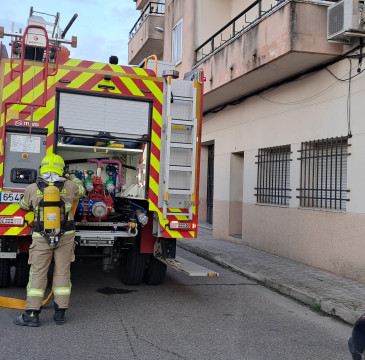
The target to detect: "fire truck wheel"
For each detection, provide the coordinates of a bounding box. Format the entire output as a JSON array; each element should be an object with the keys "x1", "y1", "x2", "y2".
[
  {"x1": 119, "y1": 247, "x2": 147, "y2": 285},
  {"x1": 14, "y1": 253, "x2": 30, "y2": 287},
  {"x1": 0, "y1": 259, "x2": 11, "y2": 288},
  {"x1": 143, "y1": 256, "x2": 167, "y2": 285}
]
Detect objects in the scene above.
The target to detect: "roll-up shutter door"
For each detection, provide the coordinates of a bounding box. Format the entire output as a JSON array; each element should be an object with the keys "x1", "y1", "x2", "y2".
[{"x1": 58, "y1": 92, "x2": 150, "y2": 137}]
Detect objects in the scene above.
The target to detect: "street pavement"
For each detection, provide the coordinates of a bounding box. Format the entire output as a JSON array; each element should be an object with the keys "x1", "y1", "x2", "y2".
[{"x1": 178, "y1": 224, "x2": 365, "y2": 325}]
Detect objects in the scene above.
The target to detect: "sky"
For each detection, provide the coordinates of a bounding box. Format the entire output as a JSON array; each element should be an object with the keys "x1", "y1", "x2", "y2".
[{"x1": 0, "y1": 0, "x2": 138, "y2": 65}]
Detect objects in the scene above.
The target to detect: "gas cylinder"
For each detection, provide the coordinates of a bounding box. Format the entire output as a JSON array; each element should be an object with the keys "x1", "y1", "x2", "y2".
[{"x1": 43, "y1": 185, "x2": 61, "y2": 239}]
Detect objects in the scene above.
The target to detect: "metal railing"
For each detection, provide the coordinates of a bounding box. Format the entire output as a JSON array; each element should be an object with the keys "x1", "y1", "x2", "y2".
[
  {"x1": 195, "y1": 0, "x2": 286, "y2": 64},
  {"x1": 129, "y1": 2, "x2": 165, "y2": 40}
]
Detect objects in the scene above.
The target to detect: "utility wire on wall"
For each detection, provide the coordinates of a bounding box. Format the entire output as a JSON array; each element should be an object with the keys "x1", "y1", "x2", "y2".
[
  {"x1": 347, "y1": 59, "x2": 353, "y2": 137},
  {"x1": 258, "y1": 58, "x2": 359, "y2": 137},
  {"x1": 204, "y1": 40, "x2": 365, "y2": 139}
]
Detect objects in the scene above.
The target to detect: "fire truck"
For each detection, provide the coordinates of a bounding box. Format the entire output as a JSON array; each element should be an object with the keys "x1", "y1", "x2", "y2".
[{"x1": 0, "y1": 8, "x2": 218, "y2": 289}]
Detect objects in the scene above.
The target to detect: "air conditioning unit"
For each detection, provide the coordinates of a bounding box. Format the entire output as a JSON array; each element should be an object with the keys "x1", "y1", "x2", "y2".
[{"x1": 327, "y1": 0, "x2": 365, "y2": 41}]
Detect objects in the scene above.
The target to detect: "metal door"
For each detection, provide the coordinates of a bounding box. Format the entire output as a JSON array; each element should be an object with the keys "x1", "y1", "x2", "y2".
[{"x1": 207, "y1": 144, "x2": 214, "y2": 224}]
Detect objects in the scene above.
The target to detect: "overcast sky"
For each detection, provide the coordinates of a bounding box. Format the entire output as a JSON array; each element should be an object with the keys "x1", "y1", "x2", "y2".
[{"x1": 0, "y1": 0, "x2": 138, "y2": 65}]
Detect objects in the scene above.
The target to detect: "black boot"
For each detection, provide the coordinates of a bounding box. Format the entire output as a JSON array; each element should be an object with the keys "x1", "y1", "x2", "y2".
[
  {"x1": 54, "y1": 303, "x2": 67, "y2": 325},
  {"x1": 13, "y1": 310, "x2": 40, "y2": 327}
]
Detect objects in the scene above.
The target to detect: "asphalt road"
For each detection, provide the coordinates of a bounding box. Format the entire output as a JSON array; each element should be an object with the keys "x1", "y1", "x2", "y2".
[{"x1": 0, "y1": 248, "x2": 352, "y2": 360}]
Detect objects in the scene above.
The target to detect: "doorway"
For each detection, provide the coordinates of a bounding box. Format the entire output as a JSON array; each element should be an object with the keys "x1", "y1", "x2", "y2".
[
  {"x1": 229, "y1": 152, "x2": 244, "y2": 238},
  {"x1": 207, "y1": 144, "x2": 214, "y2": 224}
]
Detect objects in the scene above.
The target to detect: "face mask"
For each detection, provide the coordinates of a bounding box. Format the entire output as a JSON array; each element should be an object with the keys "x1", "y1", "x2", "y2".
[{"x1": 41, "y1": 172, "x2": 65, "y2": 182}]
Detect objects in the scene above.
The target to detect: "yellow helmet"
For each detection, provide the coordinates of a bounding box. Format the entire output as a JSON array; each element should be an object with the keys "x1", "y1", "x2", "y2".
[{"x1": 40, "y1": 153, "x2": 65, "y2": 176}]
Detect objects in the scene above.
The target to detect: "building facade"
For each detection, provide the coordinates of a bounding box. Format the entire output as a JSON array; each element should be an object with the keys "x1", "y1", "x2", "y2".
[{"x1": 129, "y1": 0, "x2": 365, "y2": 283}]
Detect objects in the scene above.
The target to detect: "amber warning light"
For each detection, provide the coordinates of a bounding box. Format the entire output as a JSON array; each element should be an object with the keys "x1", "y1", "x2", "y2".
[
  {"x1": 0, "y1": 216, "x2": 24, "y2": 226},
  {"x1": 169, "y1": 221, "x2": 197, "y2": 230}
]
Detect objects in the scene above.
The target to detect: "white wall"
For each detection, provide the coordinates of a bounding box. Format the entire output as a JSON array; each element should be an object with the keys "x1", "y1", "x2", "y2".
[
  {"x1": 195, "y1": 0, "x2": 233, "y2": 46},
  {"x1": 199, "y1": 58, "x2": 365, "y2": 281},
  {"x1": 202, "y1": 59, "x2": 365, "y2": 210}
]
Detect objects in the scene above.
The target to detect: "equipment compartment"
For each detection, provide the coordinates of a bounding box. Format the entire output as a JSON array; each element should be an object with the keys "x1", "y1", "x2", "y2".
[
  {"x1": 54, "y1": 88, "x2": 153, "y2": 204},
  {"x1": 57, "y1": 142, "x2": 149, "y2": 201}
]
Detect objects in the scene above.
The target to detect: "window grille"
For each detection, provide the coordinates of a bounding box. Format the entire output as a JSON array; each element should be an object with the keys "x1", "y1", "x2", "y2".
[
  {"x1": 297, "y1": 136, "x2": 350, "y2": 210},
  {"x1": 255, "y1": 145, "x2": 292, "y2": 205}
]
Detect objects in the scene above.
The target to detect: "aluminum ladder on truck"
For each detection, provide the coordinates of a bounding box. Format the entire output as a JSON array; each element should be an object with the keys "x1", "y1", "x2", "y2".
[
  {"x1": 160, "y1": 76, "x2": 198, "y2": 220},
  {"x1": 156, "y1": 72, "x2": 219, "y2": 277}
]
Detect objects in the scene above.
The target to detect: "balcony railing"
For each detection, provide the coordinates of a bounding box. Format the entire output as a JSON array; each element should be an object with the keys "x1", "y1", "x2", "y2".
[
  {"x1": 129, "y1": 2, "x2": 165, "y2": 40},
  {"x1": 195, "y1": 0, "x2": 287, "y2": 65}
]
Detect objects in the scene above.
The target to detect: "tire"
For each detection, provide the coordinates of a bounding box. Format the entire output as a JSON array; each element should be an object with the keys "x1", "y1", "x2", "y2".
[
  {"x1": 0, "y1": 259, "x2": 11, "y2": 288},
  {"x1": 143, "y1": 256, "x2": 167, "y2": 285},
  {"x1": 119, "y1": 247, "x2": 147, "y2": 285},
  {"x1": 14, "y1": 253, "x2": 30, "y2": 287}
]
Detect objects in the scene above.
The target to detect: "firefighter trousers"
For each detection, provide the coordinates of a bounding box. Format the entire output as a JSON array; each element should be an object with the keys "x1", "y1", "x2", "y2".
[{"x1": 26, "y1": 233, "x2": 76, "y2": 311}]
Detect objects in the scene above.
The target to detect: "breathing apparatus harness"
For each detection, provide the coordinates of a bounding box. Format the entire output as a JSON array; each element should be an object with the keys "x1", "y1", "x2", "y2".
[{"x1": 33, "y1": 179, "x2": 75, "y2": 247}]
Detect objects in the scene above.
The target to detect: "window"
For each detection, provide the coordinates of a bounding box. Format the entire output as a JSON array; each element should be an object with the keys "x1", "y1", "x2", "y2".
[
  {"x1": 156, "y1": 0, "x2": 165, "y2": 13},
  {"x1": 297, "y1": 136, "x2": 350, "y2": 210},
  {"x1": 172, "y1": 20, "x2": 183, "y2": 64},
  {"x1": 255, "y1": 145, "x2": 291, "y2": 205}
]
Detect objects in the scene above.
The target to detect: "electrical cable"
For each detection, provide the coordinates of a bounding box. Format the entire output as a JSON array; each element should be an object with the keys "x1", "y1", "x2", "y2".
[
  {"x1": 325, "y1": 65, "x2": 365, "y2": 81},
  {"x1": 204, "y1": 42, "x2": 365, "y2": 116},
  {"x1": 347, "y1": 58, "x2": 352, "y2": 137},
  {"x1": 258, "y1": 79, "x2": 339, "y2": 105},
  {"x1": 259, "y1": 60, "x2": 362, "y2": 105}
]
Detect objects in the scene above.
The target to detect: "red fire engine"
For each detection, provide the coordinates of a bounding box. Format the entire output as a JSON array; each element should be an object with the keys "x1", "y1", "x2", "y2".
[{"x1": 0, "y1": 8, "x2": 218, "y2": 289}]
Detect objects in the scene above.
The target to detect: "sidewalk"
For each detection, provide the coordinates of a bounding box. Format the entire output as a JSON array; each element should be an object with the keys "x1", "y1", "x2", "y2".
[{"x1": 177, "y1": 224, "x2": 365, "y2": 325}]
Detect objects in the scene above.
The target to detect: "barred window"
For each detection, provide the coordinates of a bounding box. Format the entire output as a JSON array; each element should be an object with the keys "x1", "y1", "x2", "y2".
[
  {"x1": 255, "y1": 145, "x2": 292, "y2": 205},
  {"x1": 297, "y1": 136, "x2": 350, "y2": 210}
]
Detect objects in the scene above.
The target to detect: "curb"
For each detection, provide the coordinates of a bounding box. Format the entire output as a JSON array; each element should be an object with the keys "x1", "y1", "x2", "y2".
[{"x1": 178, "y1": 241, "x2": 357, "y2": 325}]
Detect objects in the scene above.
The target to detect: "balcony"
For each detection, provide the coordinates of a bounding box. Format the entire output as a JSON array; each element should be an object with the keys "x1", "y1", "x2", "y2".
[
  {"x1": 128, "y1": 2, "x2": 165, "y2": 65},
  {"x1": 194, "y1": 0, "x2": 349, "y2": 113}
]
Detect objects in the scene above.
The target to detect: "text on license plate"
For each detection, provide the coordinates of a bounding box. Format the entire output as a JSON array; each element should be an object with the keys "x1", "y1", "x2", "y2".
[{"x1": 0, "y1": 192, "x2": 22, "y2": 203}]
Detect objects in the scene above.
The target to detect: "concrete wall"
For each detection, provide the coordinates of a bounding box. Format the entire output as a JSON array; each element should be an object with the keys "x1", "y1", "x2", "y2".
[
  {"x1": 231, "y1": 0, "x2": 251, "y2": 17},
  {"x1": 195, "y1": 0, "x2": 232, "y2": 46},
  {"x1": 163, "y1": 0, "x2": 195, "y2": 76},
  {"x1": 194, "y1": 0, "x2": 259, "y2": 46},
  {"x1": 200, "y1": 58, "x2": 365, "y2": 282},
  {"x1": 240, "y1": 204, "x2": 365, "y2": 281}
]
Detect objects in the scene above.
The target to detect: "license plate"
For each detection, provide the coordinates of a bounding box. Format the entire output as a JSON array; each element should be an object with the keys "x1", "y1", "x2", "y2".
[{"x1": 0, "y1": 192, "x2": 22, "y2": 203}]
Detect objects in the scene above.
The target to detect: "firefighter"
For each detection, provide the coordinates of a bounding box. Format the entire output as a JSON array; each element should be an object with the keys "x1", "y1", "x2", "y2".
[
  {"x1": 349, "y1": 314, "x2": 365, "y2": 360},
  {"x1": 13, "y1": 153, "x2": 85, "y2": 327}
]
